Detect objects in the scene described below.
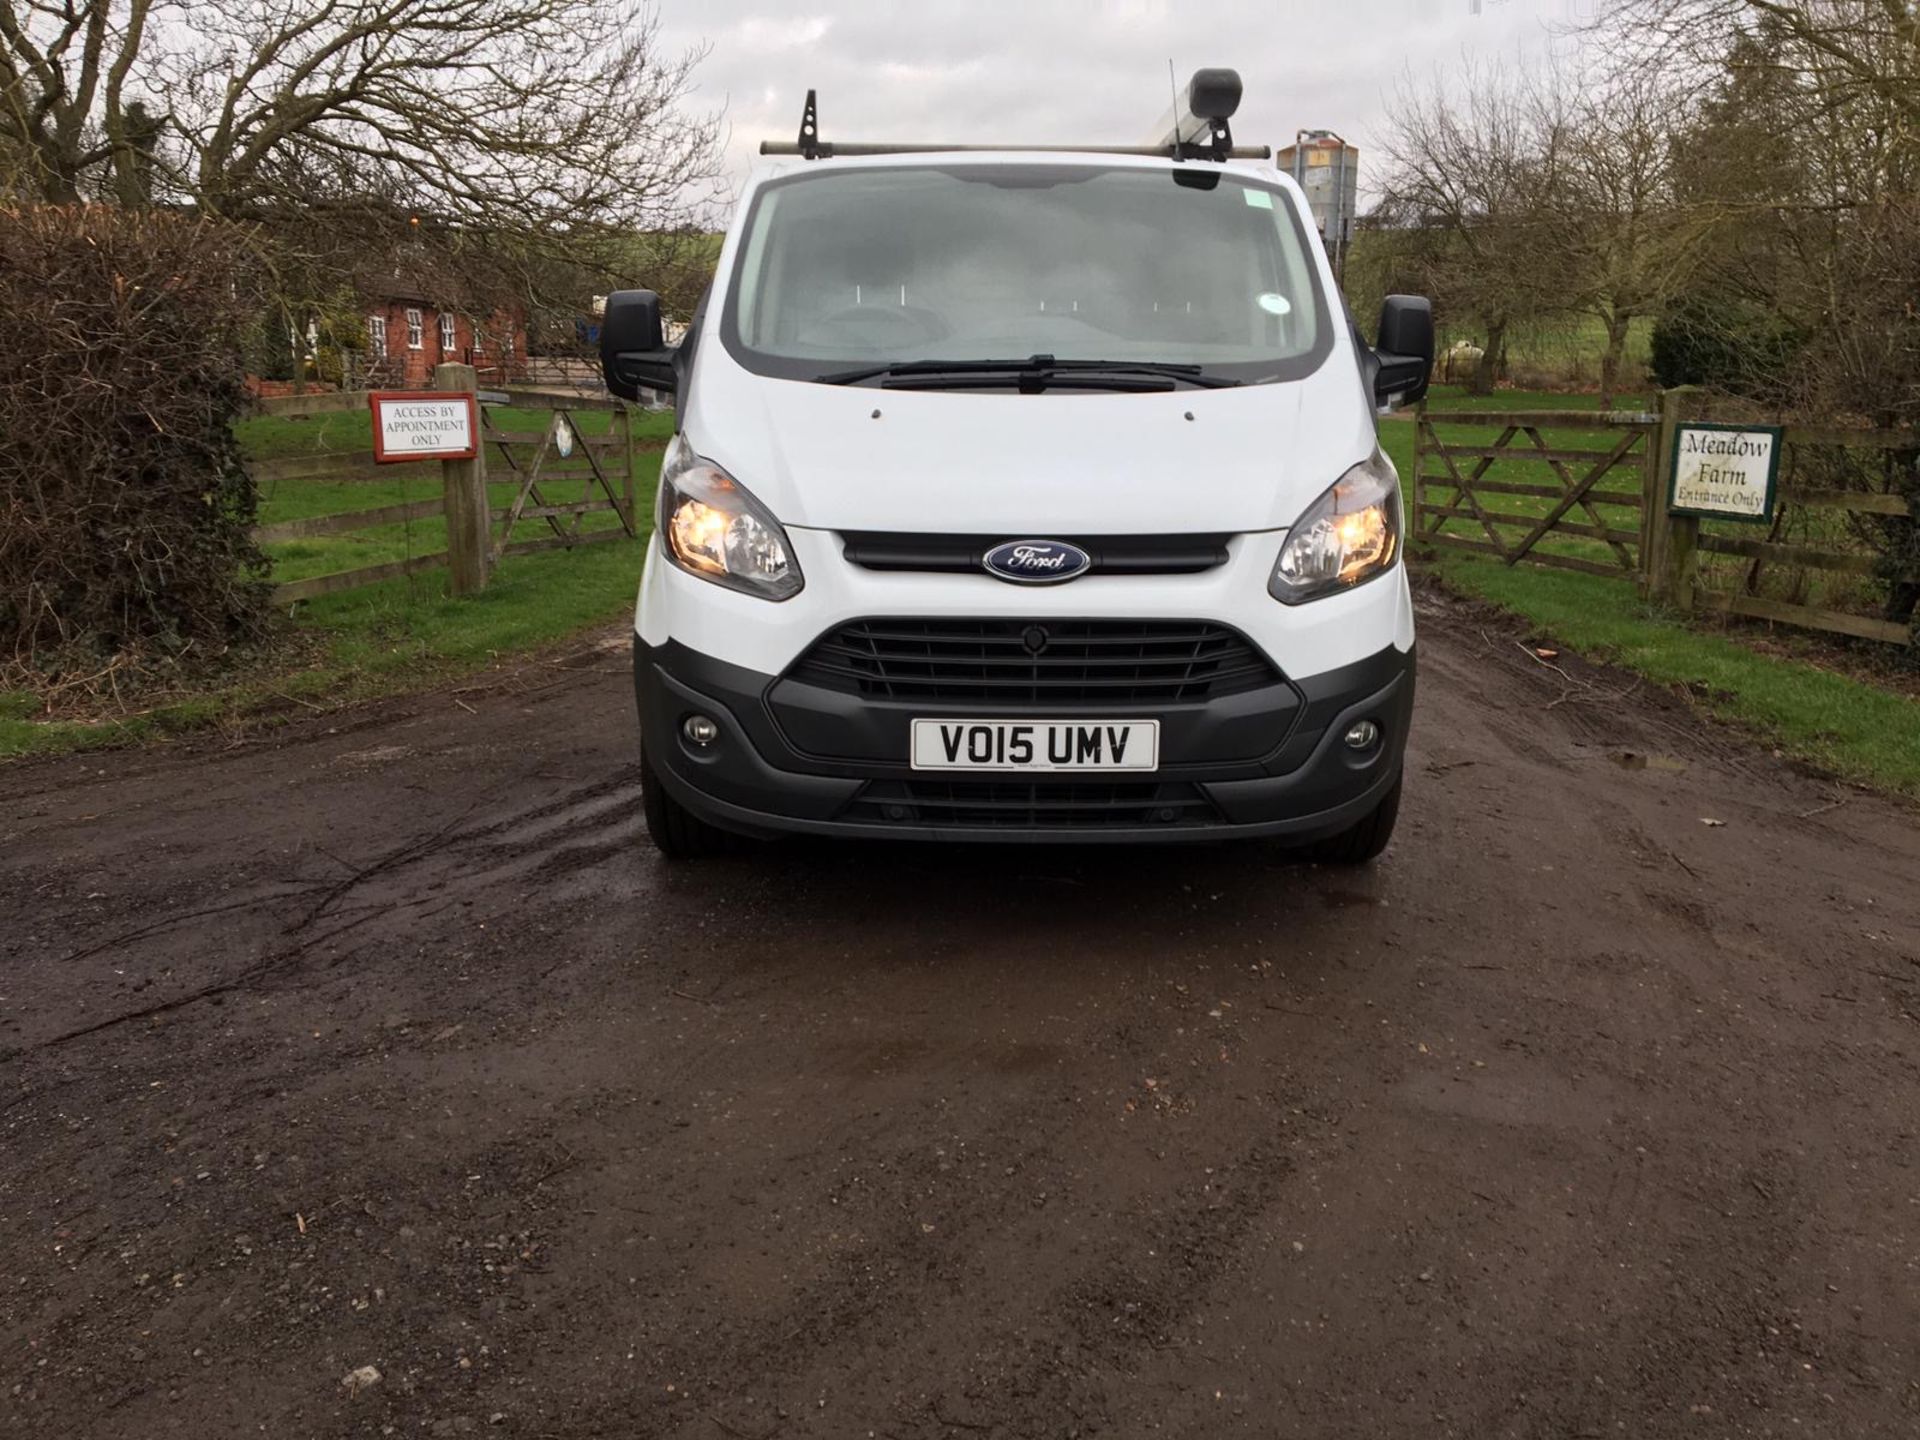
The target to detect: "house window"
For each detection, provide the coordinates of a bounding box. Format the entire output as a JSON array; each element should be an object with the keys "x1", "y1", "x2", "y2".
[
  {"x1": 367, "y1": 313, "x2": 387, "y2": 357},
  {"x1": 469, "y1": 319, "x2": 484, "y2": 355},
  {"x1": 405, "y1": 307, "x2": 423, "y2": 350},
  {"x1": 439, "y1": 313, "x2": 456, "y2": 354}
]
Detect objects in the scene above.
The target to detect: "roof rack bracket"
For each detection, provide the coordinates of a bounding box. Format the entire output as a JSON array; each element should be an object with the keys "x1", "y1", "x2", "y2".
[
  {"x1": 797, "y1": 88, "x2": 831, "y2": 160},
  {"x1": 1172, "y1": 116, "x2": 1235, "y2": 163}
]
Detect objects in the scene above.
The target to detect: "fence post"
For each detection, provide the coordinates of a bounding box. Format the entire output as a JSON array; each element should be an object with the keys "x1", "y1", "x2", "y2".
[
  {"x1": 1410, "y1": 398, "x2": 1426, "y2": 550},
  {"x1": 617, "y1": 402, "x2": 637, "y2": 532},
  {"x1": 1645, "y1": 386, "x2": 1701, "y2": 610},
  {"x1": 436, "y1": 362, "x2": 490, "y2": 596}
]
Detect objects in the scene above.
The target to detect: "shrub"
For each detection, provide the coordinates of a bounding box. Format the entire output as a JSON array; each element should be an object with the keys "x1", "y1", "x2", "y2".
[
  {"x1": 1649, "y1": 289, "x2": 1801, "y2": 398},
  {"x1": 0, "y1": 206, "x2": 269, "y2": 675}
]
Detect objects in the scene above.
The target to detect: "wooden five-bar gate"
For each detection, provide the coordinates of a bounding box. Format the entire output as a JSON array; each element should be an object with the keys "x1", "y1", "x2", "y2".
[
  {"x1": 1412, "y1": 389, "x2": 1918, "y2": 648},
  {"x1": 1413, "y1": 404, "x2": 1658, "y2": 580}
]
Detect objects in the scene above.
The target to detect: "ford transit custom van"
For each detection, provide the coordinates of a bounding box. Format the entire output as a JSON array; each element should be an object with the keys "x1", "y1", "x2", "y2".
[{"x1": 601, "y1": 72, "x2": 1432, "y2": 861}]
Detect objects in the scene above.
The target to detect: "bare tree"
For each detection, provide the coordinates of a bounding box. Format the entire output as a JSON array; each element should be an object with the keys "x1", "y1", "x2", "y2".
[
  {"x1": 1547, "y1": 60, "x2": 1718, "y2": 406},
  {"x1": 1606, "y1": 1, "x2": 1920, "y2": 133},
  {"x1": 1375, "y1": 62, "x2": 1572, "y2": 393},
  {"x1": 0, "y1": 0, "x2": 152, "y2": 202},
  {"x1": 1, "y1": 0, "x2": 720, "y2": 248},
  {"x1": 1602, "y1": 0, "x2": 1920, "y2": 419}
]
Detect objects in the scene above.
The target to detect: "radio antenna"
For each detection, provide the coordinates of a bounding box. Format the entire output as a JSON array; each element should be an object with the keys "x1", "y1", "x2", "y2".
[{"x1": 1167, "y1": 60, "x2": 1179, "y2": 158}]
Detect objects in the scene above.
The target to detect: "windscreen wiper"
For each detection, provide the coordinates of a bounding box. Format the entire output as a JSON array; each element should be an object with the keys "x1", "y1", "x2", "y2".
[
  {"x1": 885, "y1": 371, "x2": 1177, "y2": 393},
  {"x1": 1038, "y1": 360, "x2": 1241, "y2": 389},
  {"x1": 818, "y1": 357, "x2": 1044, "y2": 385},
  {"x1": 818, "y1": 354, "x2": 1241, "y2": 390}
]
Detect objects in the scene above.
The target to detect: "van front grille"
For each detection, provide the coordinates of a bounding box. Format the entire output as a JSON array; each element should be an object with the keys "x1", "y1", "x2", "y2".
[{"x1": 788, "y1": 618, "x2": 1280, "y2": 706}]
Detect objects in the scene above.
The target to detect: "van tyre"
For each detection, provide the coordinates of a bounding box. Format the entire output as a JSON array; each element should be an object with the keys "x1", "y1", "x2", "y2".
[
  {"x1": 1305, "y1": 774, "x2": 1402, "y2": 866},
  {"x1": 641, "y1": 751, "x2": 739, "y2": 860}
]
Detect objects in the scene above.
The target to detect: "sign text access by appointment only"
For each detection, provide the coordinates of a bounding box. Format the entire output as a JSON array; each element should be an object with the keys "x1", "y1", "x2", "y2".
[{"x1": 369, "y1": 392, "x2": 480, "y2": 463}]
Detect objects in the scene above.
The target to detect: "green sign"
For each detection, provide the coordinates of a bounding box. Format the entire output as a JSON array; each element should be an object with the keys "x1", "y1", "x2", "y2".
[{"x1": 1668, "y1": 423, "x2": 1782, "y2": 524}]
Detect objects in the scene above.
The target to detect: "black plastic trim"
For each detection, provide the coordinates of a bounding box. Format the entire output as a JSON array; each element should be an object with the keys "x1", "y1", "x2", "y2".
[{"x1": 634, "y1": 635, "x2": 1414, "y2": 842}]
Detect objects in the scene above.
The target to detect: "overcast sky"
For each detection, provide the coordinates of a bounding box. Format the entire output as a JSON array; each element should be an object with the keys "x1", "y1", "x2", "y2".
[{"x1": 653, "y1": 0, "x2": 1602, "y2": 207}]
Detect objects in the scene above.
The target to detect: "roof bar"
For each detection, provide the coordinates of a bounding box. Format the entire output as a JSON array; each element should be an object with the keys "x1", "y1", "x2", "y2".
[
  {"x1": 766, "y1": 70, "x2": 1265, "y2": 162},
  {"x1": 760, "y1": 140, "x2": 1272, "y2": 159}
]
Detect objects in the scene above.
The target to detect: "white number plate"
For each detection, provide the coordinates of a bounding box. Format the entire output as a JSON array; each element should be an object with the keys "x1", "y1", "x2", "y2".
[{"x1": 909, "y1": 719, "x2": 1160, "y2": 772}]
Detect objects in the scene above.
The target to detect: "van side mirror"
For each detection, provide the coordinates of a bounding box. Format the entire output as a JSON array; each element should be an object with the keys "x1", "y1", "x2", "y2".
[
  {"x1": 600, "y1": 289, "x2": 676, "y2": 399},
  {"x1": 1372, "y1": 295, "x2": 1434, "y2": 408}
]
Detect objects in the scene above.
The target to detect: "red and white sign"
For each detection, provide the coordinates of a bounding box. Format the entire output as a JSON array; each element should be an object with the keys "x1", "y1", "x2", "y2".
[{"x1": 369, "y1": 391, "x2": 479, "y2": 463}]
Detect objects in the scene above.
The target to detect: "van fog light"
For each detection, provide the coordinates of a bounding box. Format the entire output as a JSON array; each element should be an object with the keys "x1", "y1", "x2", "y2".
[
  {"x1": 682, "y1": 714, "x2": 720, "y2": 746},
  {"x1": 1343, "y1": 720, "x2": 1380, "y2": 751}
]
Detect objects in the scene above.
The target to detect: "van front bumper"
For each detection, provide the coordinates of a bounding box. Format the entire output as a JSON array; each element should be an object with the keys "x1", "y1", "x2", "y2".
[{"x1": 635, "y1": 633, "x2": 1414, "y2": 844}]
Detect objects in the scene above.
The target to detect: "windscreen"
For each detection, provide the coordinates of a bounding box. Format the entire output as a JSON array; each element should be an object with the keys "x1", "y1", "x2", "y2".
[{"x1": 720, "y1": 164, "x2": 1332, "y2": 385}]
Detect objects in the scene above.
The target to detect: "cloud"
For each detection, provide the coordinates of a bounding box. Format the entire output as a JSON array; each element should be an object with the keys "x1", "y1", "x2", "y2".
[
  {"x1": 656, "y1": 0, "x2": 1584, "y2": 210},
  {"x1": 725, "y1": 15, "x2": 835, "y2": 51}
]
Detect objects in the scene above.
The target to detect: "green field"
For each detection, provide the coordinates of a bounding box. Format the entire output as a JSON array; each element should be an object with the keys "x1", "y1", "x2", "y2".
[
  {"x1": 1342, "y1": 231, "x2": 1656, "y2": 391},
  {"x1": 1469, "y1": 314, "x2": 1655, "y2": 391}
]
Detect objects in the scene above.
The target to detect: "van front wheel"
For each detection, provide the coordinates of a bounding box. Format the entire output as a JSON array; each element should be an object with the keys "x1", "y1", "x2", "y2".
[
  {"x1": 1303, "y1": 775, "x2": 1402, "y2": 866},
  {"x1": 641, "y1": 751, "x2": 740, "y2": 861}
]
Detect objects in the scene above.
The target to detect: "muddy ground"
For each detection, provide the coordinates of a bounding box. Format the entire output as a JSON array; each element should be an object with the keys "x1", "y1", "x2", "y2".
[{"x1": 4, "y1": 588, "x2": 1919, "y2": 1439}]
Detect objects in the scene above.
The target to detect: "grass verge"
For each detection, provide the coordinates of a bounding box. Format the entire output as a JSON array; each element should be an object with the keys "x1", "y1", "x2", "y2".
[
  {"x1": 0, "y1": 536, "x2": 652, "y2": 759},
  {"x1": 1424, "y1": 551, "x2": 1920, "y2": 795}
]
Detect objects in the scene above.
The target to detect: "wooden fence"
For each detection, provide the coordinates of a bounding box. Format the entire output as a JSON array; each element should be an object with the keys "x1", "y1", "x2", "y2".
[
  {"x1": 1646, "y1": 395, "x2": 1918, "y2": 647},
  {"x1": 249, "y1": 367, "x2": 640, "y2": 604},
  {"x1": 1414, "y1": 389, "x2": 1918, "y2": 648}
]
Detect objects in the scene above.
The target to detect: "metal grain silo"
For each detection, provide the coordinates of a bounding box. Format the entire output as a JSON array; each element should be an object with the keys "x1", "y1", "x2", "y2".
[{"x1": 1277, "y1": 130, "x2": 1360, "y2": 281}]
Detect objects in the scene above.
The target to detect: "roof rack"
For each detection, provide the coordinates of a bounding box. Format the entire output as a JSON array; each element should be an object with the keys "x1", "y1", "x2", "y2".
[{"x1": 760, "y1": 70, "x2": 1270, "y2": 163}]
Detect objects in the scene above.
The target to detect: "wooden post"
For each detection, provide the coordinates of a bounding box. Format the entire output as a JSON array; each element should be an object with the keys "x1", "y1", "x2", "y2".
[
  {"x1": 1645, "y1": 386, "x2": 1701, "y2": 610},
  {"x1": 1669, "y1": 508, "x2": 1701, "y2": 613},
  {"x1": 436, "y1": 362, "x2": 491, "y2": 596},
  {"x1": 1410, "y1": 400, "x2": 1426, "y2": 548},
  {"x1": 617, "y1": 402, "x2": 637, "y2": 532}
]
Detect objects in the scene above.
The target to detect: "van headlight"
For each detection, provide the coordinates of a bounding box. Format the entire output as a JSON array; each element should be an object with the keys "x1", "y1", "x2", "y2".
[
  {"x1": 657, "y1": 436, "x2": 803, "y2": 601},
  {"x1": 1268, "y1": 449, "x2": 1402, "y2": 605}
]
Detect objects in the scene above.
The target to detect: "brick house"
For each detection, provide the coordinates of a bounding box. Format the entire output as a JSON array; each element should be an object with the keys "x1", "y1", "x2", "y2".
[{"x1": 362, "y1": 291, "x2": 528, "y2": 388}]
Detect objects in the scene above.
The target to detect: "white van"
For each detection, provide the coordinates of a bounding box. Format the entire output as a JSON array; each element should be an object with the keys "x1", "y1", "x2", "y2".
[{"x1": 601, "y1": 72, "x2": 1432, "y2": 861}]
